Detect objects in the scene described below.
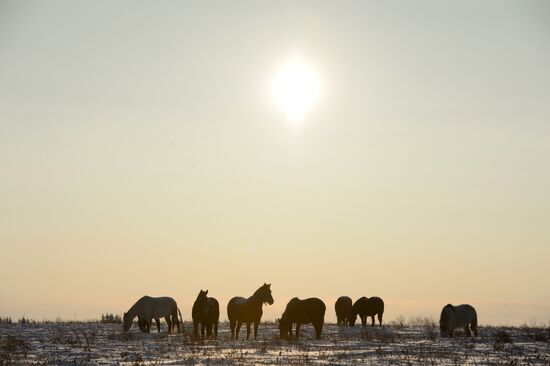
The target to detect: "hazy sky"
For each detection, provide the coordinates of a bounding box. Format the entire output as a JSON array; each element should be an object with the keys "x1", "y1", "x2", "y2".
[{"x1": 1, "y1": 0, "x2": 549, "y2": 325}]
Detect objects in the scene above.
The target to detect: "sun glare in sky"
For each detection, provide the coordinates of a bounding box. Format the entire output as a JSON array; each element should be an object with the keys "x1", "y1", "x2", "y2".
[{"x1": 271, "y1": 56, "x2": 321, "y2": 124}]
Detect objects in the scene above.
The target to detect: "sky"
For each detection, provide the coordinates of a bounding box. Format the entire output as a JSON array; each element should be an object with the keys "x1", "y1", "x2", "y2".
[{"x1": 0, "y1": 0, "x2": 549, "y2": 325}]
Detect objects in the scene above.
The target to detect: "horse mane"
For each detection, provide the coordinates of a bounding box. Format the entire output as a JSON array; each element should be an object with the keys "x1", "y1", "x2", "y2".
[
  {"x1": 127, "y1": 296, "x2": 149, "y2": 316},
  {"x1": 252, "y1": 284, "x2": 269, "y2": 298}
]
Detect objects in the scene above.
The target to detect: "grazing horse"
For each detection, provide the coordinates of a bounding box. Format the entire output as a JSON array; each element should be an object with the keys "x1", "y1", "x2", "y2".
[
  {"x1": 227, "y1": 283, "x2": 274, "y2": 340},
  {"x1": 439, "y1": 304, "x2": 478, "y2": 338},
  {"x1": 123, "y1": 296, "x2": 182, "y2": 333},
  {"x1": 350, "y1": 296, "x2": 384, "y2": 327},
  {"x1": 279, "y1": 297, "x2": 326, "y2": 340},
  {"x1": 335, "y1": 296, "x2": 353, "y2": 326},
  {"x1": 192, "y1": 290, "x2": 220, "y2": 339}
]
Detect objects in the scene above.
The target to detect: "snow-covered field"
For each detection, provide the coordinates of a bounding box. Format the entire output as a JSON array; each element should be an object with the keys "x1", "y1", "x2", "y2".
[{"x1": 1, "y1": 322, "x2": 549, "y2": 365}]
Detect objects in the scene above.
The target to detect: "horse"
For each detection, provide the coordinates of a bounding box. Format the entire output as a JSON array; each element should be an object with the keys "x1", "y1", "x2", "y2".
[
  {"x1": 279, "y1": 297, "x2": 326, "y2": 340},
  {"x1": 123, "y1": 296, "x2": 182, "y2": 333},
  {"x1": 335, "y1": 296, "x2": 353, "y2": 326},
  {"x1": 349, "y1": 296, "x2": 384, "y2": 327},
  {"x1": 227, "y1": 283, "x2": 274, "y2": 340},
  {"x1": 192, "y1": 290, "x2": 220, "y2": 339},
  {"x1": 439, "y1": 304, "x2": 478, "y2": 338}
]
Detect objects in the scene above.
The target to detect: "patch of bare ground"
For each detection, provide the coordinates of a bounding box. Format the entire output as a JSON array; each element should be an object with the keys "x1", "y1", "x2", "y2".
[{"x1": 0, "y1": 322, "x2": 548, "y2": 365}]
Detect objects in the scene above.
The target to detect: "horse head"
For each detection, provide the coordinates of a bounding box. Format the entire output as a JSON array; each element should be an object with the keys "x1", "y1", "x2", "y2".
[
  {"x1": 260, "y1": 283, "x2": 274, "y2": 305},
  {"x1": 278, "y1": 317, "x2": 291, "y2": 339},
  {"x1": 196, "y1": 289, "x2": 210, "y2": 314},
  {"x1": 122, "y1": 312, "x2": 133, "y2": 332},
  {"x1": 439, "y1": 304, "x2": 455, "y2": 336}
]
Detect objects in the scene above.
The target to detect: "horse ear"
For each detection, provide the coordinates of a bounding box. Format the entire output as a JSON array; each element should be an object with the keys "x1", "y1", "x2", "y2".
[
  {"x1": 205, "y1": 290, "x2": 208, "y2": 295},
  {"x1": 276, "y1": 318, "x2": 280, "y2": 323},
  {"x1": 268, "y1": 283, "x2": 271, "y2": 288}
]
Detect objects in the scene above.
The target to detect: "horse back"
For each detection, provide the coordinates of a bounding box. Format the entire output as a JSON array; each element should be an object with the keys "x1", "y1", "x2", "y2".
[
  {"x1": 283, "y1": 298, "x2": 325, "y2": 324},
  {"x1": 208, "y1": 298, "x2": 220, "y2": 313},
  {"x1": 454, "y1": 304, "x2": 477, "y2": 324},
  {"x1": 353, "y1": 296, "x2": 384, "y2": 316},
  {"x1": 367, "y1": 297, "x2": 384, "y2": 313},
  {"x1": 227, "y1": 296, "x2": 255, "y2": 321},
  {"x1": 335, "y1": 296, "x2": 353, "y2": 316},
  {"x1": 150, "y1": 297, "x2": 177, "y2": 318}
]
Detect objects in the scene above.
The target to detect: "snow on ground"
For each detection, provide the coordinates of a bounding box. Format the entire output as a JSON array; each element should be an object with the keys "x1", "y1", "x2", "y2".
[{"x1": 1, "y1": 322, "x2": 549, "y2": 365}]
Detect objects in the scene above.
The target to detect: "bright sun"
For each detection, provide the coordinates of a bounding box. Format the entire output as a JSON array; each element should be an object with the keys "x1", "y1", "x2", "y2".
[{"x1": 271, "y1": 56, "x2": 320, "y2": 123}]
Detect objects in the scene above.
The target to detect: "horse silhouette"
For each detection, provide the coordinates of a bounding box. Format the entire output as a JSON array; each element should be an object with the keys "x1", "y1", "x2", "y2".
[
  {"x1": 123, "y1": 296, "x2": 182, "y2": 333},
  {"x1": 335, "y1": 296, "x2": 353, "y2": 326},
  {"x1": 350, "y1": 296, "x2": 384, "y2": 327},
  {"x1": 192, "y1": 290, "x2": 220, "y2": 339},
  {"x1": 227, "y1": 283, "x2": 274, "y2": 340},
  {"x1": 279, "y1": 297, "x2": 326, "y2": 340},
  {"x1": 439, "y1": 304, "x2": 478, "y2": 338}
]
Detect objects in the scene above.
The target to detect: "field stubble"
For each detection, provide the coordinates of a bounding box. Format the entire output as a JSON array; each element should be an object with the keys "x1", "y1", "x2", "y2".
[{"x1": 0, "y1": 321, "x2": 549, "y2": 365}]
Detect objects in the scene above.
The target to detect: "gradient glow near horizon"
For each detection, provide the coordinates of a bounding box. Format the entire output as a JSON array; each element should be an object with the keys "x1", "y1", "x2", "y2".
[{"x1": 1, "y1": 1, "x2": 549, "y2": 325}]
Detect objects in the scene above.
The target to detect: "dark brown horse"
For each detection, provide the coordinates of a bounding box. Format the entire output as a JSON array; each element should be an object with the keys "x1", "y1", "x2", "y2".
[
  {"x1": 227, "y1": 283, "x2": 274, "y2": 340},
  {"x1": 439, "y1": 304, "x2": 478, "y2": 338},
  {"x1": 335, "y1": 296, "x2": 353, "y2": 326},
  {"x1": 350, "y1": 296, "x2": 384, "y2": 327},
  {"x1": 192, "y1": 290, "x2": 220, "y2": 339},
  {"x1": 279, "y1": 297, "x2": 326, "y2": 340}
]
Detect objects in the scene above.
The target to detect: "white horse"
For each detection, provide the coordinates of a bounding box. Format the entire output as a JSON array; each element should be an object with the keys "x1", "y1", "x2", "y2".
[
  {"x1": 439, "y1": 304, "x2": 478, "y2": 338},
  {"x1": 123, "y1": 296, "x2": 182, "y2": 333}
]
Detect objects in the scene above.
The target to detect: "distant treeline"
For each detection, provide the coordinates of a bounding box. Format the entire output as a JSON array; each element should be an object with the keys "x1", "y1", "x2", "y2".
[
  {"x1": 0, "y1": 314, "x2": 122, "y2": 324},
  {"x1": 0, "y1": 316, "x2": 37, "y2": 324},
  {"x1": 100, "y1": 313, "x2": 122, "y2": 324}
]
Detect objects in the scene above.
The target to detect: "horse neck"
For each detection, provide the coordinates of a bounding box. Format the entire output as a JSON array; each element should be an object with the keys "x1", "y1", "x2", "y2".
[
  {"x1": 248, "y1": 292, "x2": 265, "y2": 307},
  {"x1": 127, "y1": 303, "x2": 140, "y2": 318}
]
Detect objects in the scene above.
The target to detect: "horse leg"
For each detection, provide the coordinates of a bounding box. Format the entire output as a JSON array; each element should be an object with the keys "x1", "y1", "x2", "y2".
[
  {"x1": 193, "y1": 321, "x2": 199, "y2": 338},
  {"x1": 464, "y1": 325, "x2": 471, "y2": 337},
  {"x1": 371, "y1": 315, "x2": 375, "y2": 327},
  {"x1": 296, "y1": 323, "x2": 301, "y2": 339},
  {"x1": 235, "y1": 321, "x2": 242, "y2": 340},
  {"x1": 448, "y1": 329, "x2": 454, "y2": 338},
  {"x1": 314, "y1": 321, "x2": 322, "y2": 339},
  {"x1": 472, "y1": 319, "x2": 478, "y2": 337},
  {"x1": 254, "y1": 322, "x2": 259, "y2": 340},
  {"x1": 246, "y1": 322, "x2": 251, "y2": 340},
  {"x1": 156, "y1": 318, "x2": 161, "y2": 333},
  {"x1": 214, "y1": 320, "x2": 218, "y2": 339},
  {"x1": 172, "y1": 313, "x2": 180, "y2": 333},
  {"x1": 378, "y1": 313, "x2": 383, "y2": 327},
  {"x1": 229, "y1": 319, "x2": 236, "y2": 339},
  {"x1": 165, "y1": 316, "x2": 172, "y2": 333},
  {"x1": 201, "y1": 322, "x2": 206, "y2": 339},
  {"x1": 361, "y1": 316, "x2": 367, "y2": 327}
]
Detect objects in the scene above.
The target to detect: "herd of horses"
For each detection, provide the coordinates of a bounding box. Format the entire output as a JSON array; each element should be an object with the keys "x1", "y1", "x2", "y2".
[{"x1": 123, "y1": 283, "x2": 478, "y2": 340}]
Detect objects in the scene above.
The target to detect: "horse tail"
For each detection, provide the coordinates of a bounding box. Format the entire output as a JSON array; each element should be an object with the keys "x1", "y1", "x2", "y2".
[
  {"x1": 177, "y1": 307, "x2": 184, "y2": 331},
  {"x1": 471, "y1": 310, "x2": 478, "y2": 336}
]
